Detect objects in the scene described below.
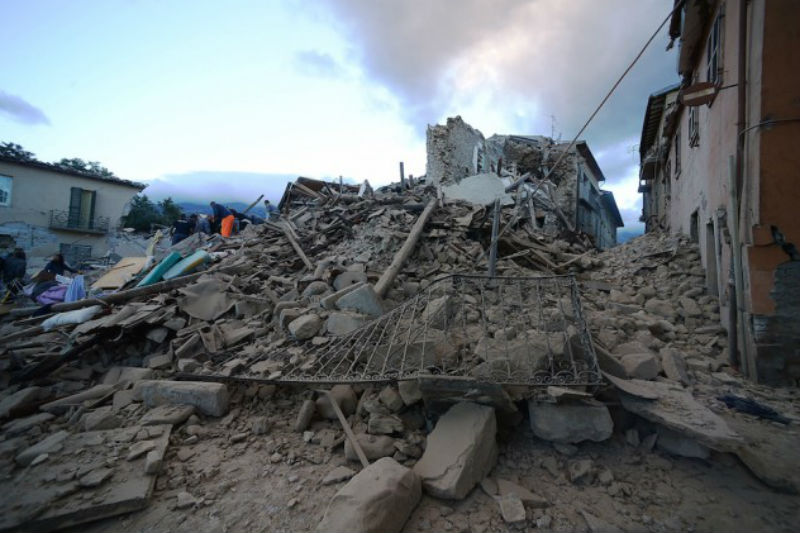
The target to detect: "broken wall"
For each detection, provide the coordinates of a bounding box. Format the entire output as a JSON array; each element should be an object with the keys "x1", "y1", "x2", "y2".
[{"x1": 426, "y1": 116, "x2": 485, "y2": 186}]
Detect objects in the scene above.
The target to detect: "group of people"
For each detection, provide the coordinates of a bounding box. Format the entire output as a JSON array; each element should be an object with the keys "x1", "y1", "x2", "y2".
[
  {"x1": 1, "y1": 249, "x2": 81, "y2": 302},
  {"x1": 171, "y1": 199, "x2": 279, "y2": 245}
]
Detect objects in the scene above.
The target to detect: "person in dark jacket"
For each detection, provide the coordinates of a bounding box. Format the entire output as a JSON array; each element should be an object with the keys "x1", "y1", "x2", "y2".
[
  {"x1": 171, "y1": 215, "x2": 192, "y2": 245},
  {"x1": 44, "y1": 253, "x2": 78, "y2": 276},
  {"x1": 2, "y1": 248, "x2": 27, "y2": 283}
]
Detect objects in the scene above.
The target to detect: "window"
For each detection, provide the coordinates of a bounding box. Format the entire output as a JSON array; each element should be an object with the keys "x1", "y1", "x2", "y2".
[
  {"x1": 674, "y1": 129, "x2": 681, "y2": 176},
  {"x1": 706, "y1": 9, "x2": 724, "y2": 85},
  {"x1": 688, "y1": 105, "x2": 699, "y2": 147},
  {"x1": 0, "y1": 175, "x2": 12, "y2": 207},
  {"x1": 68, "y1": 187, "x2": 97, "y2": 229}
]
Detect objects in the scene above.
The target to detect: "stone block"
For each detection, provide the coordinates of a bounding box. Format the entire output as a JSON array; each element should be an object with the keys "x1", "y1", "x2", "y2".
[
  {"x1": 317, "y1": 458, "x2": 421, "y2": 533},
  {"x1": 133, "y1": 380, "x2": 229, "y2": 417},
  {"x1": 528, "y1": 401, "x2": 613, "y2": 444},
  {"x1": 326, "y1": 312, "x2": 369, "y2": 336},
  {"x1": 335, "y1": 283, "x2": 385, "y2": 318},
  {"x1": 414, "y1": 402, "x2": 497, "y2": 499},
  {"x1": 288, "y1": 314, "x2": 322, "y2": 340},
  {"x1": 316, "y1": 385, "x2": 357, "y2": 420}
]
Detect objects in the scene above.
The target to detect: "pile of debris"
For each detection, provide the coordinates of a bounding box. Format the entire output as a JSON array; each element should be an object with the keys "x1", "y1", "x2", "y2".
[{"x1": 0, "y1": 122, "x2": 798, "y2": 532}]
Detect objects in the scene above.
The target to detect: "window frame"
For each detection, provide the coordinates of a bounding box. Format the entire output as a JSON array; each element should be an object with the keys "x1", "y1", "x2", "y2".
[
  {"x1": 706, "y1": 8, "x2": 724, "y2": 86},
  {"x1": 0, "y1": 175, "x2": 12, "y2": 207},
  {"x1": 688, "y1": 105, "x2": 700, "y2": 147}
]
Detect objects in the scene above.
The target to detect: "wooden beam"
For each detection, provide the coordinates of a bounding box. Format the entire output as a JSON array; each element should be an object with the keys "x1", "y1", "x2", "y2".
[
  {"x1": 282, "y1": 224, "x2": 314, "y2": 270},
  {"x1": 374, "y1": 198, "x2": 437, "y2": 298}
]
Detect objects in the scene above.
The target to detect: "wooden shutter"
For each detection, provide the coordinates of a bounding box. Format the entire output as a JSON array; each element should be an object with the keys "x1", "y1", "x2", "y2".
[
  {"x1": 88, "y1": 190, "x2": 97, "y2": 229},
  {"x1": 68, "y1": 187, "x2": 82, "y2": 227}
]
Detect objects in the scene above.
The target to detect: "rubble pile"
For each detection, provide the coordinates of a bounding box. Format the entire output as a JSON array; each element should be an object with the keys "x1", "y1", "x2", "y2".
[{"x1": 0, "y1": 146, "x2": 798, "y2": 531}]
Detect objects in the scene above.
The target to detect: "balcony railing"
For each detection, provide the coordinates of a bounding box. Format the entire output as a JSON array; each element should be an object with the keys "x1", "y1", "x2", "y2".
[{"x1": 49, "y1": 210, "x2": 110, "y2": 234}]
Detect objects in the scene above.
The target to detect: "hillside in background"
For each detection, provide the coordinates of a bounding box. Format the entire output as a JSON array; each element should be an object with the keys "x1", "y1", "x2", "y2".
[{"x1": 177, "y1": 201, "x2": 268, "y2": 219}]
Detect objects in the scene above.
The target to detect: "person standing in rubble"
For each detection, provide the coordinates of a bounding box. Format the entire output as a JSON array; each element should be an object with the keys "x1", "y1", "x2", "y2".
[
  {"x1": 264, "y1": 199, "x2": 278, "y2": 221},
  {"x1": 210, "y1": 201, "x2": 236, "y2": 237},
  {"x1": 2, "y1": 248, "x2": 27, "y2": 284},
  {"x1": 194, "y1": 213, "x2": 211, "y2": 234},
  {"x1": 44, "y1": 253, "x2": 78, "y2": 277},
  {"x1": 171, "y1": 214, "x2": 192, "y2": 245}
]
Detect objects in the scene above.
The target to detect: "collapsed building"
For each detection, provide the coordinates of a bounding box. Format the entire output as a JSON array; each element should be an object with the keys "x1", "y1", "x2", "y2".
[
  {"x1": 427, "y1": 116, "x2": 623, "y2": 250},
  {"x1": 0, "y1": 116, "x2": 797, "y2": 532}
]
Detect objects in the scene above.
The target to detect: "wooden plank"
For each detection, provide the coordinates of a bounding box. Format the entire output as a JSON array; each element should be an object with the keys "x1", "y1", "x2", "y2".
[
  {"x1": 92, "y1": 257, "x2": 148, "y2": 290},
  {"x1": 375, "y1": 198, "x2": 437, "y2": 298},
  {"x1": 319, "y1": 389, "x2": 369, "y2": 468}
]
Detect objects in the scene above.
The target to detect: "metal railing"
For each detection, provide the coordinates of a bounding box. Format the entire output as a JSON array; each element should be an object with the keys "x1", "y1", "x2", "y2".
[
  {"x1": 217, "y1": 274, "x2": 602, "y2": 389},
  {"x1": 48, "y1": 210, "x2": 110, "y2": 234}
]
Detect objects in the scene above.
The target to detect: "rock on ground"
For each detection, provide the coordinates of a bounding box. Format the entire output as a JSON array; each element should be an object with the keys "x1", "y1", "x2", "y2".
[
  {"x1": 528, "y1": 401, "x2": 613, "y2": 444},
  {"x1": 133, "y1": 380, "x2": 229, "y2": 417},
  {"x1": 413, "y1": 402, "x2": 497, "y2": 499},
  {"x1": 317, "y1": 457, "x2": 421, "y2": 533},
  {"x1": 288, "y1": 314, "x2": 322, "y2": 340},
  {"x1": 316, "y1": 385, "x2": 358, "y2": 420},
  {"x1": 345, "y1": 433, "x2": 396, "y2": 462}
]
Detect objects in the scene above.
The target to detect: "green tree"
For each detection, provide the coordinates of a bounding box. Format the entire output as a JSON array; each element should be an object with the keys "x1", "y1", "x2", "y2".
[
  {"x1": 123, "y1": 194, "x2": 161, "y2": 232},
  {"x1": 0, "y1": 142, "x2": 35, "y2": 161},
  {"x1": 158, "y1": 197, "x2": 183, "y2": 226},
  {"x1": 56, "y1": 157, "x2": 116, "y2": 178}
]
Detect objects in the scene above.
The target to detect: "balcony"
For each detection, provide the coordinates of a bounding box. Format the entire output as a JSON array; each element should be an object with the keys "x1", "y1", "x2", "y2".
[{"x1": 49, "y1": 210, "x2": 110, "y2": 234}]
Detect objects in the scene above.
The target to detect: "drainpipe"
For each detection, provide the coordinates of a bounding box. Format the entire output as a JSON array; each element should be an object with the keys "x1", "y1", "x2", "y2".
[
  {"x1": 728, "y1": 156, "x2": 747, "y2": 377},
  {"x1": 732, "y1": 0, "x2": 753, "y2": 378}
]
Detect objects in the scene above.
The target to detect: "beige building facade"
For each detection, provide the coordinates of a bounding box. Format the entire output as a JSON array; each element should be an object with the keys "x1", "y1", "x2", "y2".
[
  {"x1": 640, "y1": 0, "x2": 800, "y2": 384},
  {"x1": 0, "y1": 156, "x2": 145, "y2": 263}
]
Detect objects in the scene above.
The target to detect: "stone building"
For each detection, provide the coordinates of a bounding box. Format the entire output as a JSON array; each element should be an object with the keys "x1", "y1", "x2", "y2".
[
  {"x1": 427, "y1": 118, "x2": 623, "y2": 250},
  {"x1": 638, "y1": 0, "x2": 800, "y2": 384},
  {"x1": 0, "y1": 155, "x2": 145, "y2": 263}
]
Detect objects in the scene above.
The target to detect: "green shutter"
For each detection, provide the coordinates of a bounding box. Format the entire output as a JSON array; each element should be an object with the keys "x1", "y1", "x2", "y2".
[{"x1": 68, "y1": 187, "x2": 82, "y2": 227}]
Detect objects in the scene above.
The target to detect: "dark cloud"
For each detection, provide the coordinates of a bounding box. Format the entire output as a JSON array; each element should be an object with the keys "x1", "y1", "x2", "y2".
[
  {"x1": 307, "y1": 1, "x2": 679, "y2": 229},
  {"x1": 0, "y1": 90, "x2": 51, "y2": 125},
  {"x1": 294, "y1": 50, "x2": 347, "y2": 79}
]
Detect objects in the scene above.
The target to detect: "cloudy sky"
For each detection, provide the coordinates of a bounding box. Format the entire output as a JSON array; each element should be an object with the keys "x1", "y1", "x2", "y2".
[{"x1": 1, "y1": 0, "x2": 679, "y2": 231}]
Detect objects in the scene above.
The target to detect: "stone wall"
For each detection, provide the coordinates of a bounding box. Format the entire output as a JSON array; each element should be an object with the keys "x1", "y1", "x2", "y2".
[{"x1": 425, "y1": 116, "x2": 485, "y2": 186}]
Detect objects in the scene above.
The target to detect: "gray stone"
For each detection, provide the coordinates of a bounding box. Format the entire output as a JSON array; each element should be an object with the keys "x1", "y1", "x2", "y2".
[
  {"x1": 625, "y1": 428, "x2": 640, "y2": 447},
  {"x1": 302, "y1": 281, "x2": 330, "y2": 298},
  {"x1": 421, "y1": 295, "x2": 455, "y2": 329},
  {"x1": 145, "y1": 450, "x2": 163, "y2": 474},
  {"x1": 335, "y1": 283, "x2": 385, "y2": 318},
  {"x1": 79, "y1": 467, "x2": 114, "y2": 488},
  {"x1": 568, "y1": 459, "x2": 593, "y2": 483},
  {"x1": 133, "y1": 380, "x2": 229, "y2": 417},
  {"x1": 620, "y1": 352, "x2": 661, "y2": 380},
  {"x1": 294, "y1": 399, "x2": 316, "y2": 431},
  {"x1": 16, "y1": 430, "x2": 69, "y2": 466},
  {"x1": 176, "y1": 491, "x2": 198, "y2": 509},
  {"x1": 251, "y1": 416, "x2": 271, "y2": 435},
  {"x1": 0, "y1": 386, "x2": 46, "y2": 419},
  {"x1": 656, "y1": 427, "x2": 710, "y2": 459},
  {"x1": 322, "y1": 465, "x2": 356, "y2": 485},
  {"x1": 661, "y1": 347, "x2": 690, "y2": 385},
  {"x1": 644, "y1": 298, "x2": 676, "y2": 319},
  {"x1": 553, "y1": 442, "x2": 579, "y2": 456},
  {"x1": 498, "y1": 495, "x2": 527, "y2": 524},
  {"x1": 316, "y1": 385, "x2": 357, "y2": 420},
  {"x1": 140, "y1": 404, "x2": 195, "y2": 426},
  {"x1": 398, "y1": 380, "x2": 423, "y2": 406},
  {"x1": 378, "y1": 386, "x2": 404, "y2": 412},
  {"x1": 82, "y1": 407, "x2": 121, "y2": 431},
  {"x1": 321, "y1": 281, "x2": 367, "y2": 310},
  {"x1": 288, "y1": 314, "x2": 322, "y2": 340},
  {"x1": 345, "y1": 433, "x2": 396, "y2": 461},
  {"x1": 679, "y1": 296, "x2": 702, "y2": 316},
  {"x1": 317, "y1": 458, "x2": 421, "y2": 533},
  {"x1": 528, "y1": 402, "x2": 613, "y2": 444},
  {"x1": 333, "y1": 271, "x2": 368, "y2": 291},
  {"x1": 326, "y1": 312, "x2": 369, "y2": 336},
  {"x1": 127, "y1": 440, "x2": 157, "y2": 461},
  {"x1": 414, "y1": 402, "x2": 498, "y2": 499},
  {"x1": 2, "y1": 412, "x2": 55, "y2": 437},
  {"x1": 368, "y1": 414, "x2": 404, "y2": 435}
]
